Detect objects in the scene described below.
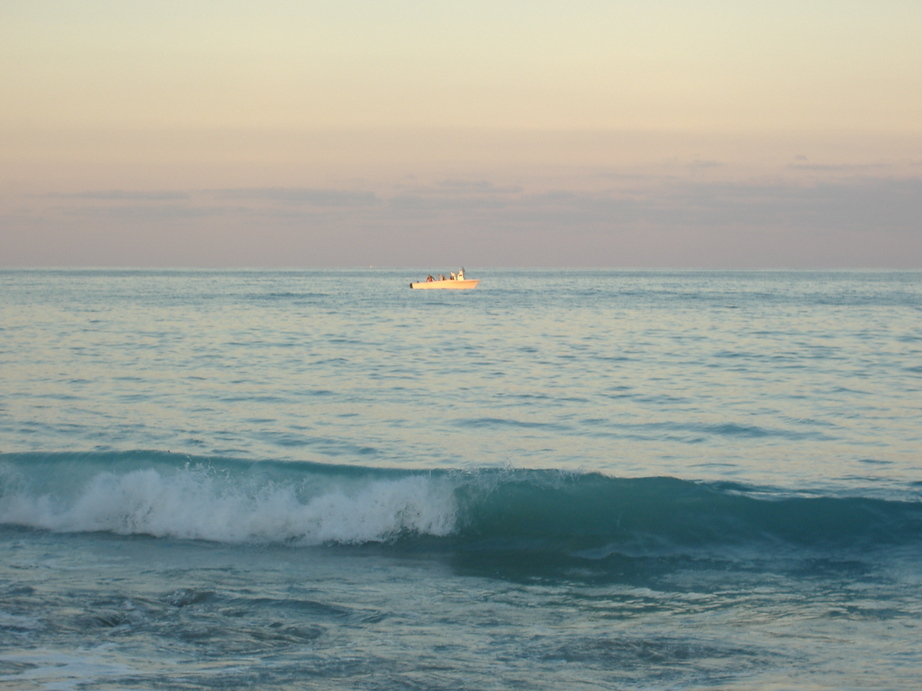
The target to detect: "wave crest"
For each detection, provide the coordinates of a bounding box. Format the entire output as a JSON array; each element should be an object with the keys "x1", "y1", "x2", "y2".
[
  {"x1": 2, "y1": 453, "x2": 920, "y2": 554},
  {"x1": 0, "y1": 460, "x2": 457, "y2": 545}
]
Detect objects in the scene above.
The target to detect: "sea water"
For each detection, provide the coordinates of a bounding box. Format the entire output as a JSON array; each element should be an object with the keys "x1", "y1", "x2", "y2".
[{"x1": 1, "y1": 268, "x2": 920, "y2": 689}]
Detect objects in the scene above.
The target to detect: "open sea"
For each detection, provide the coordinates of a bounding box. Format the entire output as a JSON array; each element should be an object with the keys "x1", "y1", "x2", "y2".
[{"x1": 1, "y1": 268, "x2": 921, "y2": 690}]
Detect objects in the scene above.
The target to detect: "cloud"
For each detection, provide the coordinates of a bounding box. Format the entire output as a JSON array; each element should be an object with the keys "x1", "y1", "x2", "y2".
[
  {"x1": 60, "y1": 204, "x2": 244, "y2": 221},
  {"x1": 786, "y1": 162, "x2": 893, "y2": 173},
  {"x1": 387, "y1": 195, "x2": 513, "y2": 212},
  {"x1": 434, "y1": 179, "x2": 523, "y2": 195},
  {"x1": 210, "y1": 187, "x2": 379, "y2": 207},
  {"x1": 384, "y1": 179, "x2": 524, "y2": 213},
  {"x1": 33, "y1": 190, "x2": 191, "y2": 201},
  {"x1": 382, "y1": 176, "x2": 922, "y2": 239},
  {"x1": 18, "y1": 177, "x2": 922, "y2": 235},
  {"x1": 688, "y1": 159, "x2": 723, "y2": 171},
  {"x1": 4, "y1": 176, "x2": 920, "y2": 267},
  {"x1": 535, "y1": 177, "x2": 922, "y2": 233}
]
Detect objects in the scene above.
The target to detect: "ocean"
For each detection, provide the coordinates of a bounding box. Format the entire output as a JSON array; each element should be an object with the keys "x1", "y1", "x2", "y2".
[{"x1": 1, "y1": 268, "x2": 920, "y2": 690}]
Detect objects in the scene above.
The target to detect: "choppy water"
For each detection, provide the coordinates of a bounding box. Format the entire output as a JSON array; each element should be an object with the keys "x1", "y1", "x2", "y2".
[{"x1": 2, "y1": 268, "x2": 921, "y2": 689}]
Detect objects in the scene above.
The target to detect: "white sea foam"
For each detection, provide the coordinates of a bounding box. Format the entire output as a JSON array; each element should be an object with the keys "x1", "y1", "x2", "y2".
[{"x1": 0, "y1": 467, "x2": 458, "y2": 545}]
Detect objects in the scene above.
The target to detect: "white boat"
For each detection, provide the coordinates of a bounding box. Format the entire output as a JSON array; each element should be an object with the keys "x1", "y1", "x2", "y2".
[{"x1": 410, "y1": 269, "x2": 479, "y2": 290}]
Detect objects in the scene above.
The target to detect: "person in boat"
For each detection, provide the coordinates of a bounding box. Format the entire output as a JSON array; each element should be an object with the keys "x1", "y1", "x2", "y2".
[
  {"x1": 439, "y1": 274, "x2": 445, "y2": 281},
  {"x1": 426, "y1": 275, "x2": 434, "y2": 282},
  {"x1": 450, "y1": 272, "x2": 456, "y2": 280},
  {"x1": 457, "y1": 268, "x2": 465, "y2": 280}
]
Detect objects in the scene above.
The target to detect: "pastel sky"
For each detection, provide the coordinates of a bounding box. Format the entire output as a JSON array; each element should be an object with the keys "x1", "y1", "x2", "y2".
[{"x1": 2, "y1": 0, "x2": 921, "y2": 267}]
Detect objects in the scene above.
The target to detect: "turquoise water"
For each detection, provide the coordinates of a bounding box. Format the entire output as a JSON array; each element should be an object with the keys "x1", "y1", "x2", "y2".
[{"x1": 2, "y1": 269, "x2": 921, "y2": 689}]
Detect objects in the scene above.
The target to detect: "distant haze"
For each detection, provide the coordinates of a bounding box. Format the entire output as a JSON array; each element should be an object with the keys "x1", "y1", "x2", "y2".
[{"x1": 2, "y1": 1, "x2": 920, "y2": 267}]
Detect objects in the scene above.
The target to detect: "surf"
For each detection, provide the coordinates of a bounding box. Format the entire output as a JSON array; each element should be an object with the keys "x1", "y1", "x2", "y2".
[{"x1": 2, "y1": 452, "x2": 920, "y2": 557}]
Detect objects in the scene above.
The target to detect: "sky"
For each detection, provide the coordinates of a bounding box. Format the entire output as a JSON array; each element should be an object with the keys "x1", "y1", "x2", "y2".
[{"x1": 2, "y1": 0, "x2": 921, "y2": 267}]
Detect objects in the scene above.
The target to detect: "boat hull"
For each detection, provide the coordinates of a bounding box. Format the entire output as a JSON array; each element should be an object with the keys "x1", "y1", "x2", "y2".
[{"x1": 410, "y1": 279, "x2": 479, "y2": 290}]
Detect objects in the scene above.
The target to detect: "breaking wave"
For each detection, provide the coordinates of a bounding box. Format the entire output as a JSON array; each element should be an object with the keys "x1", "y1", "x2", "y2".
[
  {"x1": 0, "y1": 452, "x2": 454, "y2": 545},
  {"x1": 2, "y1": 452, "x2": 920, "y2": 556}
]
